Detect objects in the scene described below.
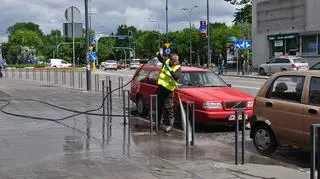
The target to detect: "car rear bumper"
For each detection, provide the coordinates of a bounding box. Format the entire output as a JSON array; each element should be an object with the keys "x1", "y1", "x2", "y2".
[{"x1": 194, "y1": 109, "x2": 254, "y2": 125}]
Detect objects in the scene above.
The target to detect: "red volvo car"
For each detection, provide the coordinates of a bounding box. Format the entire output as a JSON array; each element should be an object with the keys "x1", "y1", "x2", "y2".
[{"x1": 130, "y1": 65, "x2": 254, "y2": 126}]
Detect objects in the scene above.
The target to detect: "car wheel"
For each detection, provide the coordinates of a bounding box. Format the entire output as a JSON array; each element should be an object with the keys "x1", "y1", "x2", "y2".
[
  {"x1": 253, "y1": 124, "x2": 277, "y2": 155},
  {"x1": 136, "y1": 96, "x2": 147, "y2": 116},
  {"x1": 259, "y1": 68, "x2": 266, "y2": 76}
]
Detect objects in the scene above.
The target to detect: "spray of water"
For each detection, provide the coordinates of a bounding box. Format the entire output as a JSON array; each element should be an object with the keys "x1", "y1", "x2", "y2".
[{"x1": 178, "y1": 95, "x2": 192, "y2": 143}]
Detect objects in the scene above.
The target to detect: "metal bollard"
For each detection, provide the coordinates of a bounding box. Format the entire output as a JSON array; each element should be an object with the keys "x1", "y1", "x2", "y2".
[
  {"x1": 40, "y1": 70, "x2": 43, "y2": 81},
  {"x1": 106, "y1": 86, "x2": 110, "y2": 140},
  {"x1": 72, "y1": 71, "x2": 75, "y2": 88},
  {"x1": 118, "y1": 77, "x2": 123, "y2": 97},
  {"x1": 62, "y1": 71, "x2": 66, "y2": 85},
  {"x1": 127, "y1": 90, "x2": 131, "y2": 145},
  {"x1": 33, "y1": 70, "x2": 36, "y2": 80},
  {"x1": 95, "y1": 74, "x2": 100, "y2": 92},
  {"x1": 310, "y1": 124, "x2": 320, "y2": 179},
  {"x1": 19, "y1": 69, "x2": 22, "y2": 79},
  {"x1": 108, "y1": 79, "x2": 112, "y2": 136},
  {"x1": 122, "y1": 90, "x2": 127, "y2": 125},
  {"x1": 186, "y1": 104, "x2": 189, "y2": 147},
  {"x1": 149, "y1": 95, "x2": 159, "y2": 134},
  {"x1": 235, "y1": 109, "x2": 246, "y2": 165},
  {"x1": 4, "y1": 69, "x2": 8, "y2": 78},
  {"x1": 102, "y1": 80, "x2": 106, "y2": 143},
  {"x1": 12, "y1": 69, "x2": 15, "y2": 79},
  {"x1": 26, "y1": 69, "x2": 29, "y2": 80},
  {"x1": 78, "y1": 72, "x2": 81, "y2": 89},
  {"x1": 48, "y1": 70, "x2": 51, "y2": 83},
  {"x1": 80, "y1": 72, "x2": 83, "y2": 89},
  {"x1": 69, "y1": 71, "x2": 72, "y2": 87},
  {"x1": 54, "y1": 70, "x2": 58, "y2": 84},
  {"x1": 191, "y1": 102, "x2": 195, "y2": 146}
]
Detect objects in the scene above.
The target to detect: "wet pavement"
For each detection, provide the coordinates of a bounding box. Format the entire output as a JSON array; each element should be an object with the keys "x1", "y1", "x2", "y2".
[{"x1": 0, "y1": 79, "x2": 310, "y2": 178}]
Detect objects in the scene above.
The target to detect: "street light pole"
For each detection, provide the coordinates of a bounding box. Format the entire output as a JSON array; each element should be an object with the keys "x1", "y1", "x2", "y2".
[
  {"x1": 181, "y1": 5, "x2": 198, "y2": 66},
  {"x1": 85, "y1": 0, "x2": 91, "y2": 91},
  {"x1": 166, "y1": 0, "x2": 168, "y2": 41},
  {"x1": 207, "y1": 0, "x2": 211, "y2": 68}
]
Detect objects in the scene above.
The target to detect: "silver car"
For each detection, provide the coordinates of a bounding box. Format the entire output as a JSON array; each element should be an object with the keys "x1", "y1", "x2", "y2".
[
  {"x1": 101, "y1": 60, "x2": 118, "y2": 70},
  {"x1": 259, "y1": 56, "x2": 309, "y2": 75}
]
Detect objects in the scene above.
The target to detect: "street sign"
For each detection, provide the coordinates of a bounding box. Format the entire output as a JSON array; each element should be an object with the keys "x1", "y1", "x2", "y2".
[
  {"x1": 65, "y1": 6, "x2": 81, "y2": 22},
  {"x1": 235, "y1": 40, "x2": 251, "y2": 49},
  {"x1": 199, "y1": 21, "x2": 207, "y2": 36},
  {"x1": 165, "y1": 43, "x2": 171, "y2": 49},
  {"x1": 165, "y1": 48, "x2": 171, "y2": 55}
]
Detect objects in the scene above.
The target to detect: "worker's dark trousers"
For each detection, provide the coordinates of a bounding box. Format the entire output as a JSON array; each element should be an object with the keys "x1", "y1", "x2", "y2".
[
  {"x1": 157, "y1": 85, "x2": 174, "y2": 127},
  {"x1": 0, "y1": 67, "x2": 2, "y2": 78}
]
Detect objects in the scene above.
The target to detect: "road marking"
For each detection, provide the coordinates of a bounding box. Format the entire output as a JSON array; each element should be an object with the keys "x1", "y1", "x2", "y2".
[{"x1": 232, "y1": 85, "x2": 260, "y2": 90}]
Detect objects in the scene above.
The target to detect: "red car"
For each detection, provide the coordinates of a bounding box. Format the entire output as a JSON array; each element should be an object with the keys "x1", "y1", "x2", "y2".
[{"x1": 130, "y1": 65, "x2": 254, "y2": 126}]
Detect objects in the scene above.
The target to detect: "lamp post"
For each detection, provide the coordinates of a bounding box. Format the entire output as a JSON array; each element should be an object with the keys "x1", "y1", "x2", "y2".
[
  {"x1": 181, "y1": 5, "x2": 198, "y2": 66},
  {"x1": 150, "y1": 20, "x2": 161, "y2": 50}
]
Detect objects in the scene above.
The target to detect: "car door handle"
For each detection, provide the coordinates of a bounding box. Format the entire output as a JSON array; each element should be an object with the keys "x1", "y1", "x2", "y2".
[
  {"x1": 266, "y1": 101, "x2": 273, "y2": 107},
  {"x1": 308, "y1": 108, "x2": 318, "y2": 115}
]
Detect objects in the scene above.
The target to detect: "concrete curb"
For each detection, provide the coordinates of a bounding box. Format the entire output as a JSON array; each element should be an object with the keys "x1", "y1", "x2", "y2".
[{"x1": 222, "y1": 74, "x2": 269, "y2": 80}]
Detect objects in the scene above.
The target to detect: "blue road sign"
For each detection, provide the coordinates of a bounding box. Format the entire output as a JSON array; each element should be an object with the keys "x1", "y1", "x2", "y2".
[
  {"x1": 235, "y1": 40, "x2": 251, "y2": 49},
  {"x1": 89, "y1": 51, "x2": 97, "y2": 61},
  {"x1": 117, "y1": 36, "x2": 126, "y2": 40},
  {"x1": 165, "y1": 48, "x2": 171, "y2": 55}
]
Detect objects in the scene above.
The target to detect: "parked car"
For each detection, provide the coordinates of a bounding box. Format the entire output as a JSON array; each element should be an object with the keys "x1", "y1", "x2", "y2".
[
  {"x1": 48, "y1": 59, "x2": 72, "y2": 68},
  {"x1": 250, "y1": 71, "x2": 320, "y2": 155},
  {"x1": 258, "y1": 56, "x2": 309, "y2": 76},
  {"x1": 101, "y1": 60, "x2": 118, "y2": 70},
  {"x1": 130, "y1": 65, "x2": 254, "y2": 127},
  {"x1": 130, "y1": 59, "x2": 141, "y2": 69},
  {"x1": 309, "y1": 61, "x2": 320, "y2": 71}
]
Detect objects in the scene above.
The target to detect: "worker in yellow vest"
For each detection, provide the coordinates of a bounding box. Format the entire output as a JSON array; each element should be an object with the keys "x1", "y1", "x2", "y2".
[{"x1": 157, "y1": 53, "x2": 181, "y2": 132}]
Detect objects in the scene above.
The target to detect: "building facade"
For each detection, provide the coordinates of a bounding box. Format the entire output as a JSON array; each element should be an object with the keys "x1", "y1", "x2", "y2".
[{"x1": 252, "y1": 0, "x2": 320, "y2": 67}]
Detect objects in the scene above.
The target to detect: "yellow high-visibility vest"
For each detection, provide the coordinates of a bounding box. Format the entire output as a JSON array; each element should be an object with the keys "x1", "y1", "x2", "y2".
[{"x1": 157, "y1": 59, "x2": 181, "y2": 91}]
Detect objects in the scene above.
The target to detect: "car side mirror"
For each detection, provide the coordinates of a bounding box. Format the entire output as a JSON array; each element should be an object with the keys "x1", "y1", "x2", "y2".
[{"x1": 227, "y1": 83, "x2": 232, "y2": 87}]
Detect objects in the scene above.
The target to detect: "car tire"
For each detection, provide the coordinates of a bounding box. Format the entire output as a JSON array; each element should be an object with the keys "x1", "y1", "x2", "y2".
[
  {"x1": 252, "y1": 124, "x2": 277, "y2": 156},
  {"x1": 259, "y1": 68, "x2": 266, "y2": 76},
  {"x1": 136, "y1": 96, "x2": 147, "y2": 116}
]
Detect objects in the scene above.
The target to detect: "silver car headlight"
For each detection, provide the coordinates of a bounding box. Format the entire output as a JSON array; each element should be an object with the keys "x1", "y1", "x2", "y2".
[{"x1": 203, "y1": 102, "x2": 222, "y2": 109}]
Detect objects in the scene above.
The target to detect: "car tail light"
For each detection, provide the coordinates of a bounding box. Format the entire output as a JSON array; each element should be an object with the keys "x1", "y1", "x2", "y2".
[{"x1": 292, "y1": 64, "x2": 296, "y2": 68}]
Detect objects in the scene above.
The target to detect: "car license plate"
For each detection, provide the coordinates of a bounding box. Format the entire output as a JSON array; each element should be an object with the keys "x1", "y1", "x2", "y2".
[{"x1": 228, "y1": 114, "x2": 248, "y2": 121}]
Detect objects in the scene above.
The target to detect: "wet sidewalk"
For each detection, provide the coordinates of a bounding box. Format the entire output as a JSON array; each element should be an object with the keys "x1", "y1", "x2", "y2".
[{"x1": 0, "y1": 79, "x2": 309, "y2": 178}]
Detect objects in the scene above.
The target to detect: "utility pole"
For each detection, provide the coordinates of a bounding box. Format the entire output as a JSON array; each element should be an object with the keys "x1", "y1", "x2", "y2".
[
  {"x1": 166, "y1": 0, "x2": 168, "y2": 41},
  {"x1": 85, "y1": 0, "x2": 91, "y2": 91},
  {"x1": 207, "y1": 0, "x2": 211, "y2": 68}
]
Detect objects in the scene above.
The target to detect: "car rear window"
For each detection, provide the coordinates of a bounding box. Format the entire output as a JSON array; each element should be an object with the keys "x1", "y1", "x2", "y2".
[{"x1": 293, "y1": 58, "x2": 307, "y2": 63}]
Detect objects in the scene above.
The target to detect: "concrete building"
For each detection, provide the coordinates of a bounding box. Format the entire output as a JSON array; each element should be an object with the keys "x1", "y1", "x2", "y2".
[{"x1": 252, "y1": 0, "x2": 320, "y2": 67}]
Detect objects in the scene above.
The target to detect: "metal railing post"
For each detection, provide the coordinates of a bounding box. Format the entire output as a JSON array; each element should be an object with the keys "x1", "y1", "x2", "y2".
[
  {"x1": 78, "y1": 72, "x2": 81, "y2": 89},
  {"x1": 19, "y1": 69, "x2": 22, "y2": 79},
  {"x1": 149, "y1": 95, "x2": 159, "y2": 133},
  {"x1": 72, "y1": 71, "x2": 75, "y2": 88},
  {"x1": 26, "y1": 69, "x2": 29, "y2": 80},
  {"x1": 122, "y1": 90, "x2": 127, "y2": 125},
  {"x1": 127, "y1": 90, "x2": 131, "y2": 145},
  {"x1": 108, "y1": 79, "x2": 112, "y2": 136},
  {"x1": 33, "y1": 70, "x2": 36, "y2": 80},
  {"x1": 242, "y1": 110, "x2": 246, "y2": 165},
  {"x1": 12, "y1": 69, "x2": 15, "y2": 79},
  {"x1": 106, "y1": 86, "x2": 110, "y2": 140},
  {"x1": 155, "y1": 95, "x2": 158, "y2": 132},
  {"x1": 69, "y1": 71, "x2": 72, "y2": 87},
  {"x1": 235, "y1": 110, "x2": 239, "y2": 165},
  {"x1": 118, "y1": 77, "x2": 123, "y2": 97},
  {"x1": 40, "y1": 70, "x2": 43, "y2": 82},
  {"x1": 191, "y1": 102, "x2": 195, "y2": 146},
  {"x1": 186, "y1": 103, "x2": 189, "y2": 147},
  {"x1": 48, "y1": 70, "x2": 51, "y2": 83},
  {"x1": 102, "y1": 80, "x2": 106, "y2": 143},
  {"x1": 311, "y1": 125, "x2": 316, "y2": 179},
  {"x1": 95, "y1": 74, "x2": 99, "y2": 92}
]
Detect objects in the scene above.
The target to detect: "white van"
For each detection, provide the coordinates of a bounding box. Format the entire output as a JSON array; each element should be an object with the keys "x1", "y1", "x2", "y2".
[
  {"x1": 130, "y1": 59, "x2": 141, "y2": 69},
  {"x1": 48, "y1": 59, "x2": 72, "y2": 68}
]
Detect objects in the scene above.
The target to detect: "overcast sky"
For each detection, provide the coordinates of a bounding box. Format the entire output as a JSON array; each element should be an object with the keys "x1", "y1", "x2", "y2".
[{"x1": 0, "y1": 0, "x2": 237, "y2": 41}]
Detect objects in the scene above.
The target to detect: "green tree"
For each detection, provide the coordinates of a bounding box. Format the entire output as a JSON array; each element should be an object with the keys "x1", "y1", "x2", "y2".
[
  {"x1": 97, "y1": 38, "x2": 116, "y2": 62},
  {"x1": 224, "y1": 0, "x2": 252, "y2": 24},
  {"x1": 8, "y1": 22, "x2": 44, "y2": 36}
]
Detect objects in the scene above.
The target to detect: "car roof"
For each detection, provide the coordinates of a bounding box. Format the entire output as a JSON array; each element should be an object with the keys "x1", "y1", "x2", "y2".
[
  {"x1": 142, "y1": 65, "x2": 211, "y2": 72},
  {"x1": 273, "y1": 70, "x2": 320, "y2": 77},
  {"x1": 273, "y1": 56, "x2": 303, "y2": 59}
]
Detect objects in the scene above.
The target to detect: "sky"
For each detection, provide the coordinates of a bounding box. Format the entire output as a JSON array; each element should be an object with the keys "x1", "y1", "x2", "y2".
[{"x1": 0, "y1": 0, "x2": 238, "y2": 41}]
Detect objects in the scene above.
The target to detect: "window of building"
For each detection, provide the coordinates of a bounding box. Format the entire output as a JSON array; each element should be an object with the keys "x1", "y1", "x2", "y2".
[
  {"x1": 309, "y1": 77, "x2": 320, "y2": 106},
  {"x1": 302, "y1": 35, "x2": 317, "y2": 56},
  {"x1": 268, "y1": 34, "x2": 299, "y2": 57},
  {"x1": 267, "y1": 76, "x2": 305, "y2": 103}
]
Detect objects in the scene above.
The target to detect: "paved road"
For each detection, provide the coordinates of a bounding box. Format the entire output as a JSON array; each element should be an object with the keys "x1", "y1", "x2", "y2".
[{"x1": 0, "y1": 79, "x2": 310, "y2": 178}]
